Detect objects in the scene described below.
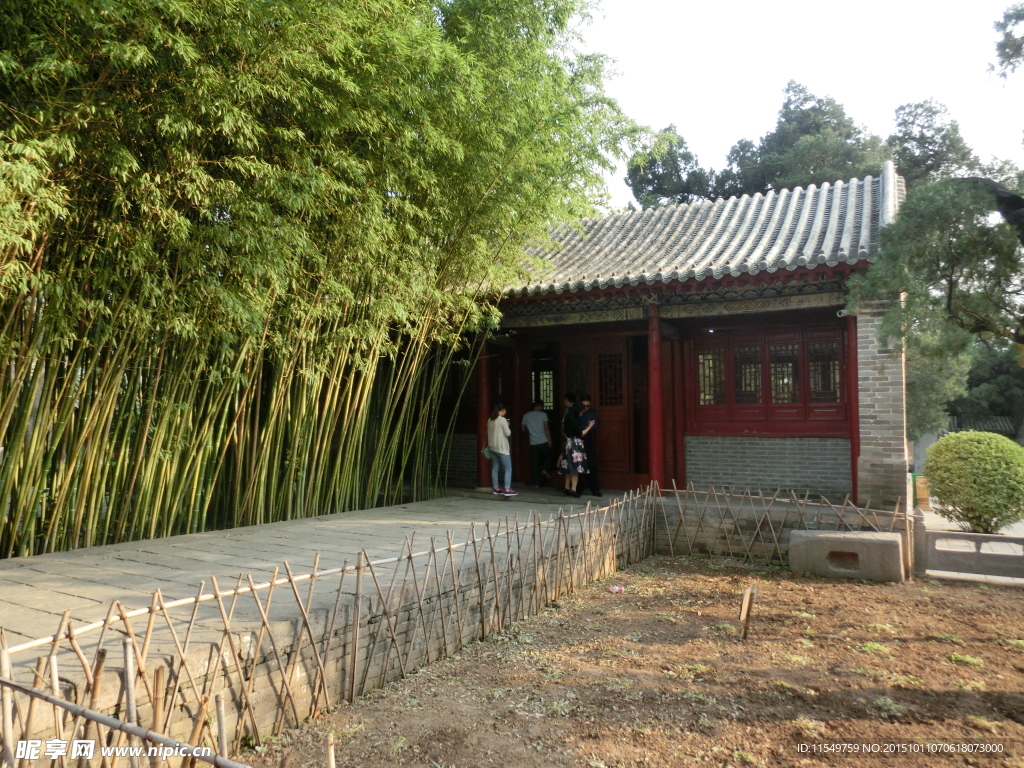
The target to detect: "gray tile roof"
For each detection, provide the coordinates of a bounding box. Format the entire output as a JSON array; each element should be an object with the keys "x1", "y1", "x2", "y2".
[{"x1": 513, "y1": 161, "x2": 904, "y2": 297}]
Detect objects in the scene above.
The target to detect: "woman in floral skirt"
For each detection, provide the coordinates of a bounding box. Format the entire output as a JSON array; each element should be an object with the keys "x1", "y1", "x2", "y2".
[{"x1": 558, "y1": 393, "x2": 590, "y2": 497}]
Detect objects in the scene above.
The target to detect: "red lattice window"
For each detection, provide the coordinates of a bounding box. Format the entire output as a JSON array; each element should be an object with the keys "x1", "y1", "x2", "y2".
[
  {"x1": 566, "y1": 354, "x2": 590, "y2": 399},
  {"x1": 809, "y1": 341, "x2": 841, "y2": 403},
  {"x1": 698, "y1": 349, "x2": 726, "y2": 405},
  {"x1": 691, "y1": 324, "x2": 847, "y2": 434},
  {"x1": 733, "y1": 345, "x2": 762, "y2": 404},
  {"x1": 769, "y1": 344, "x2": 800, "y2": 404},
  {"x1": 598, "y1": 353, "x2": 624, "y2": 406}
]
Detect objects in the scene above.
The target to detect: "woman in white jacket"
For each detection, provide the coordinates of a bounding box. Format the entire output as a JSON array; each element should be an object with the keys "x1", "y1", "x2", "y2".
[{"x1": 487, "y1": 403, "x2": 518, "y2": 497}]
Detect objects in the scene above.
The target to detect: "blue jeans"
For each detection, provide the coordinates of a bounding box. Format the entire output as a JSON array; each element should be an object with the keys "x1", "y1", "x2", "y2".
[{"x1": 490, "y1": 451, "x2": 512, "y2": 489}]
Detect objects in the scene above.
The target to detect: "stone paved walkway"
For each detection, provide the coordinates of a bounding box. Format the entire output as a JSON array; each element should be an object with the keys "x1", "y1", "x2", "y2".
[{"x1": 0, "y1": 491, "x2": 609, "y2": 659}]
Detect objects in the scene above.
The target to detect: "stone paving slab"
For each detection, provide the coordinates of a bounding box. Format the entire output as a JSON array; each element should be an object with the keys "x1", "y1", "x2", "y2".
[{"x1": 0, "y1": 493, "x2": 587, "y2": 669}]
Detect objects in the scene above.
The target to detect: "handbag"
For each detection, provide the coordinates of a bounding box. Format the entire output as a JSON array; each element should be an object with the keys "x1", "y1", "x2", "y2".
[{"x1": 481, "y1": 446, "x2": 492, "y2": 460}]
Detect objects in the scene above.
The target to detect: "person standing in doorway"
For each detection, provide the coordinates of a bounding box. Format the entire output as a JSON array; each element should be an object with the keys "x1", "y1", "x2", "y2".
[
  {"x1": 579, "y1": 393, "x2": 601, "y2": 497},
  {"x1": 487, "y1": 403, "x2": 518, "y2": 497},
  {"x1": 558, "y1": 392, "x2": 589, "y2": 497},
  {"x1": 521, "y1": 400, "x2": 552, "y2": 487}
]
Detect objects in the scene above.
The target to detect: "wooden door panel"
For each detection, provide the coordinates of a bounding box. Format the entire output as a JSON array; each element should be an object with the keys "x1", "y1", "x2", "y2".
[
  {"x1": 592, "y1": 338, "x2": 630, "y2": 473},
  {"x1": 596, "y1": 411, "x2": 630, "y2": 472}
]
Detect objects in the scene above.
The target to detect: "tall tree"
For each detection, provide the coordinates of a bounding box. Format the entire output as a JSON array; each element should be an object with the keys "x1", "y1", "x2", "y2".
[
  {"x1": 850, "y1": 176, "x2": 1024, "y2": 442},
  {"x1": 714, "y1": 81, "x2": 887, "y2": 197},
  {"x1": 851, "y1": 179, "x2": 1024, "y2": 345},
  {"x1": 994, "y1": 3, "x2": 1024, "y2": 75},
  {"x1": 625, "y1": 126, "x2": 714, "y2": 209},
  {"x1": 904, "y1": 323, "x2": 972, "y2": 441},
  {"x1": 886, "y1": 100, "x2": 980, "y2": 188},
  {"x1": 951, "y1": 341, "x2": 1024, "y2": 429}
]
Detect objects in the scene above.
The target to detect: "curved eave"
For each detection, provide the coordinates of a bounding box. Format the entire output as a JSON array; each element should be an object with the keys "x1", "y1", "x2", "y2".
[{"x1": 506, "y1": 252, "x2": 875, "y2": 298}]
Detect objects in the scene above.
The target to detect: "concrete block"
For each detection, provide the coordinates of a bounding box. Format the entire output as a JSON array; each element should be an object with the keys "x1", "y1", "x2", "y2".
[{"x1": 788, "y1": 530, "x2": 905, "y2": 582}]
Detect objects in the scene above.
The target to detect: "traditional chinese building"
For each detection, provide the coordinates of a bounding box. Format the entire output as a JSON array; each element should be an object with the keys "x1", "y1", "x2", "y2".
[{"x1": 453, "y1": 161, "x2": 910, "y2": 508}]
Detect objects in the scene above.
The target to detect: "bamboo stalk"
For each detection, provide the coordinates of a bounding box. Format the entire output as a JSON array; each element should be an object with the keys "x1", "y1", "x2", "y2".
[
  {"x1": 183, "y1": 696, "x2": 209, "y2": 768},
  {"x1": 123, "y1": 638, "x2": 140, "y2": 768},
  {"x1": 209, "y1": 576, "x2": 262, "y2": 748},
  {"x1": 326, "y1": 734, "x2": 336, "y2": 768},
  {"x1": 310, "y1": 561, "x2": 348, "y2": 715},
  {"x1": 428, "y1": 541, "x2": 450, "y2": 658},
  {"x1": 1, "y1": 648, "x2": 13, "y2": 767},
  {"x1": 150, "y1": 665, "x2": 165, "y2": 768},
  {"x1": 445, "y1": 531, "x2": 465, "y2": 649},
  {"x1": 215, "y1": 694, "x2": 228, "y2": 757},
  {"x1": 363, "y1": 556, "x2": 408, "y2": 681},
  {"x1": 469, "y1": 523, "x2": 487, "y2": 639},
  {"x1": 281, "y1": 561, "x2": 332, "y2": 714},
  {"x1": 348, "y1": 552, "x2": 364, "y2": 704},
  {"x1": 484, "y1": 521, "x2": 503, "y2": 631},
  {"x1": 20, "y1": 657, "x2": 47, "y2": 768},
  {"x1": 242, "y1": 572, "x2": 300, "y2": 734}
]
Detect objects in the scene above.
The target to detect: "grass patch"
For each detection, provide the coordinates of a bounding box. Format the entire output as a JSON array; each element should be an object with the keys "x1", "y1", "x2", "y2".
[
  {"x1": 872, "y1": 696, "x2": 903, "y2": 718},
  {"x1": 948, "y1": 653, "x2": 984, "y2": 667},
  {"x1": 867, "y1": 623, "x2": 896, "y2": 633},
  {"x1": 965, "y1": 715, "x2": 999, "y2": 733},
  {"x1": 956, "y1": 679, "x2": 987, "y2": 692},
  {"x1": 928, "y1": 633, "x2": 964, "y2": 644},
  {"x1": 859, "y1": 642, "x2": 891, "y2": 656}
]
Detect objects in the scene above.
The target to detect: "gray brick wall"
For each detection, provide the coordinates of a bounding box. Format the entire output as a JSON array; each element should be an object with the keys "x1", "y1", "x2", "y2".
[
  {"x1": 855, "y1": 308, "x2": 911, "y2": 509},
  {"x1": 685, "y1": 436, "x2": 852, "y2": 499},
  {"x1": 442, "y1": 432, "x2": 479, "y2": 488}
]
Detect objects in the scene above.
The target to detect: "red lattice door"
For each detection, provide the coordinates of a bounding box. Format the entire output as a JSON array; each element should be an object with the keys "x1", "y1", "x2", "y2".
[{"x1": 592, "y1": 338, "x2": 630, "y2": 474}]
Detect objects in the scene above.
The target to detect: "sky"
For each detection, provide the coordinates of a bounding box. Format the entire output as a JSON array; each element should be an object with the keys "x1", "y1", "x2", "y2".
[{"x1": 579, "y1": 0, "x2": 1024, "y2": 209}]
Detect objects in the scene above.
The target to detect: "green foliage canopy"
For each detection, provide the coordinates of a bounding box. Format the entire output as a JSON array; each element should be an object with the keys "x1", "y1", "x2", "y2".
[
  {"x1": 903, "y1": 321, "x2": 972, "y2": 441},
  {"x1": 994, "y1": 3, "x2": 1024, "y2": 75},
  {"x1": 624, "y1": 125, "x2": 714, "y2": 209},
  {"x1": 924, "y1": 430, "x2": 1024, "y2": 533},
  {"x1": 886, "y1": 100, "x2": 980, "y2": 189},
  {"x1": 951, "y1": 341, "x2": 1024, "y2": 429},
  {"x1": 851, "y1": 180, "x2": 1024, "y2": 344},
  {"x1": 714, "y1": 82, "x2": 888, "y2": 197},
  {"x1": 624, "y1": 82, "x2": 889, "y2": 209},
  {"x1": 0, "y1": 0, "x2": 635, "y2": 555}
]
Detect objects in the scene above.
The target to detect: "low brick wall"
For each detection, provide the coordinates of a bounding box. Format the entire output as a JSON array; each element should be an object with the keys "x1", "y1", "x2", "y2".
[
  {"x1": 655, "y1": 487, "x2": 910, "y2": 571},
  {"x1": 685, "y1": 436, "x2": 852, "y2": 499}
]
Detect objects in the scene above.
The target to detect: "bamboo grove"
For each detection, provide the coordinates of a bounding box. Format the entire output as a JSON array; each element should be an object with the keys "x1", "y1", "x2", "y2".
[{"x1": 0, "y1": 0, "x2": 635, "y2": 556}]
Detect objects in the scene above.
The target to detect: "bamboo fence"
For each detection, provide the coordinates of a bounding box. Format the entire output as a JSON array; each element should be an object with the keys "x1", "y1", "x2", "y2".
[
  {"x1": 0, "y1": 487, "x2": 657, "y2": 765},
  {"x1": 658, "y1": 481, "x2": 910, "y2": 568}
]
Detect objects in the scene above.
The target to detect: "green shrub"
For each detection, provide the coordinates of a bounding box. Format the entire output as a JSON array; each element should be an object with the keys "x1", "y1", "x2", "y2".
[{"x1": 924, "y1": 431, "x2": 1024, "y2": 533}]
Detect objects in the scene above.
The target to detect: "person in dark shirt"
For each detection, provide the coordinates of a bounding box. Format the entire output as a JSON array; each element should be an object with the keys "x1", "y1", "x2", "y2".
[
  {"x1": 579, "y1": 394, "x2": 601, "y2": 497},
  {"x1": 558, "y1": 392, "x2": 589, "y2": 497}
]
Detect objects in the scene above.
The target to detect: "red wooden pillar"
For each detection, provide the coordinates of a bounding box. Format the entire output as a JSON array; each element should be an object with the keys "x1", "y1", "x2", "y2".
[
  {"x1": 672, "y1": 338, "x2": 686, "y2": 487},
  {"x1": 647, "y1": 306, "x2": 665, "y2": 488},
  {"x1": 476, "y1": 339, "x2": 491, "y2": 490},
  {"x1": 513, "y1": 336, "x2": 526, "y2": 483}
]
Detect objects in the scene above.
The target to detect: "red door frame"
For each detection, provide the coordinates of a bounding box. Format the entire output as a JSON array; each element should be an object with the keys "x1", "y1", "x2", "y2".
[
  {"x1": 508, "y1": 321, "x2": 654, "y2": 490},
  {"x1": 647, "y1": 306, "x2": 664, "y2": 489}
]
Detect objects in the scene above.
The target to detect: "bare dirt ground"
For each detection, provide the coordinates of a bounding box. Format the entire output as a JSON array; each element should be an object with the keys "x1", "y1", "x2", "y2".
[{"x1": 247, "y1": 556, "x2": 1024, "y2": 768}]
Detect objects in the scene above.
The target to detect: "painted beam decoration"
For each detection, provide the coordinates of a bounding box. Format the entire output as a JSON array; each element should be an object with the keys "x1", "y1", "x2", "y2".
[{"x1": 501, "y1": 277, "x2": 848, "y2": 328}]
